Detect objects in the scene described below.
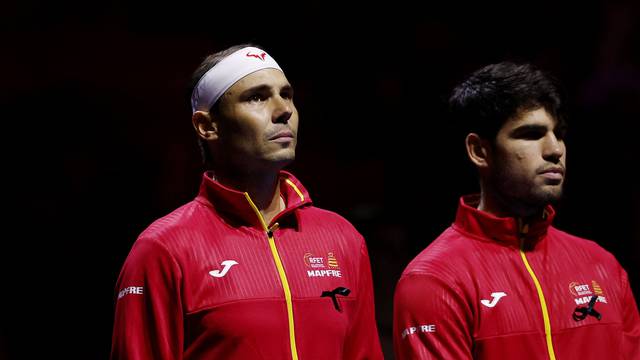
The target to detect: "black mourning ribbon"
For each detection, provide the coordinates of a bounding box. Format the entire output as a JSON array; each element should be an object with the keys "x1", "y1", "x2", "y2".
[
  {"x1": 573, "y1": 295, "x2": 602, "y2": 321},
  {"x1": 321, "y1": 287, "x2": 351, "y2": 312}
]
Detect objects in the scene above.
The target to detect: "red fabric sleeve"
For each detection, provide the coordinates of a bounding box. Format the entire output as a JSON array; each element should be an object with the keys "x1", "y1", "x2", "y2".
[
  {"x1": 620, "y1": 269, "x2": 640, "y2": 360},
  {"x1": 342, "y1": 239, "x2": 384, "y2": 360},
  {"x1": 393, "y1": 273, "x2": 473, "y2": 360},
  {"x1": 110, "y1": 239, "x2": 184, "y2": 360}
]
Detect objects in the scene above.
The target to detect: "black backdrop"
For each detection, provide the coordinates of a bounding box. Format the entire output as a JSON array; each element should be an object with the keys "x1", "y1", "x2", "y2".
[{"x1": 3, "y1": 1, "x2": 639, "y2": 358}]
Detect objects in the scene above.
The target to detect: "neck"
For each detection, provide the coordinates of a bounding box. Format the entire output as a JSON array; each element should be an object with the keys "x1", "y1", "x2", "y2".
[
  {"x1": 214, "y1": 168, "x2": 284, "y2": 225},
  {"x1": 477, "y1": 183, "x2": 543, "y2": 220}
]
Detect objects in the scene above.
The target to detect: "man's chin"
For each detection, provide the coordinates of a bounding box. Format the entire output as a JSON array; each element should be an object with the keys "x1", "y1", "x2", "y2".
[
  {"x1": 267, "y1": 152, "x2": 295, "y2": 167},
  {"x1": 532, "y1": 188, "x2": 563, "y2": 206}
]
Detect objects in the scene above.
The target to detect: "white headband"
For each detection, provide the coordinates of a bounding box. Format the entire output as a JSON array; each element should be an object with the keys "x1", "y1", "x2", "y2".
[{"x1": 191, "y1": 47, "x2": 283, "y2": 113}]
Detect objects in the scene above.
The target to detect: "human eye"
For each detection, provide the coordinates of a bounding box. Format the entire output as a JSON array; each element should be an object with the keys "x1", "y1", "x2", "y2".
[
  {"x1": 511, "y1": 126, "x2": 546, "y2": 140},
  {"x1": 246, "y1": 93, "x2": 266, "y2": 103},
  {"x1": 521, "y1": 130, "x2": 546, "y2": 140},
  {"x1": 280, "y1": 87, "x2": 294, "y2": 100},
  {"x1": 554, "y1": 124, "x2": 567, "y2": 141}
]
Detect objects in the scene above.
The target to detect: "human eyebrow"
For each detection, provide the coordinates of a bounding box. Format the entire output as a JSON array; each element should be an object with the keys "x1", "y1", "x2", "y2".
[
  {"x1": 509, "y1": 124, "x2": 549, "y2": 139},
  {"x1": 239, "y1": 85, "x2": 272, "y2": 99}
]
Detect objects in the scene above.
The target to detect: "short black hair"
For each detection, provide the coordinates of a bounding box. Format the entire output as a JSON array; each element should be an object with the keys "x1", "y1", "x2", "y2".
[
  {"x1": 188, "y1": 43, "x2": 262, "y2": 167},
  {"x1": 449, "y1": 62, "x2": 567, "y2": 141}
]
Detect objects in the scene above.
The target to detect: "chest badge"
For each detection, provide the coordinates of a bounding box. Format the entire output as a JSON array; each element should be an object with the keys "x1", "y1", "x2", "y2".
[
  {"x1": 304, "y1": 251, "x2": 342, "y2": 278},
  {"x1": 569, "y1": 280, "x2": 607, "y2": 306},
  {"x1": 569, "y1": 280, "x2": 606, "y2": 321}
]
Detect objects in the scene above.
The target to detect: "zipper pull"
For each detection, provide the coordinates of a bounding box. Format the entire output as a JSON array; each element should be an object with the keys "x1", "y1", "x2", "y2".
[{"x1": 267, "y1": 222, "x2": 280, "y2": 237}]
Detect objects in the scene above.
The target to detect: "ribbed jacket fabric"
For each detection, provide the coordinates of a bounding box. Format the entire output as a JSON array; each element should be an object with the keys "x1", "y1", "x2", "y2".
[
  {"x1": 111, "y1": 171, "x2": 383, "y2": 359},
  {"x1": 394, "y1": 195, "x2": 640, "y2": 359}
]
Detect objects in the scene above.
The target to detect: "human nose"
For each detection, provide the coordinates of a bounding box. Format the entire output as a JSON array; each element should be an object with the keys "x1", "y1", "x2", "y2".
[
  {"x1": 543, "y1": 132, "x2": 564, "y2": 161},
  {"x1": 272, "y1": 95, "x2": 293, "y2": 123}
]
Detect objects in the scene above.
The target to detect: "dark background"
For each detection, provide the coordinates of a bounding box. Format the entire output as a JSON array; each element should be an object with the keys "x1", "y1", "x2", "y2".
[{"x1": 2, "y1": 1, "x2": 639, "y2": 358}]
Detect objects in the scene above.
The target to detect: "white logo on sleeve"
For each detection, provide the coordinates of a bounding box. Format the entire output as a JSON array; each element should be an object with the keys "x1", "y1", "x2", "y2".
[
  {"x1": 481, "y1": 292, "x2": 507, "y2": 307},
  {"x1": 118, "y1": 286, "x2": 143, "y2": 299},
  {"x1": 401, "y1": 324, "x2": 436, "y2": 339},
  {"x1": 209, "y1": 260, "x2": 239, "y2": 278}
]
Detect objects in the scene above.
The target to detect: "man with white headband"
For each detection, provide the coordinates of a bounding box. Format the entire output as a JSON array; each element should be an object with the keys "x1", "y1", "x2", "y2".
[{"x1": 111, "y1": 44, "x2": 384, "y2": 359}]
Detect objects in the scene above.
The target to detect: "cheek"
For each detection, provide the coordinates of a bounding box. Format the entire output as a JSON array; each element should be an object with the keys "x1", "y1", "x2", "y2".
[
  {"x1": 289, "y1": 114, "x2": 300, "y2": 134},
  {"x1": 238, "y1": 119, "x2": 268, "y2": 141},
  {"x1": 510, "y1": 147, "x2": 537, "y2": 169},
  {"x1": 225, "y1": 124, "x2": 266, "y2": 153},
  {"x1": 497, "y1": 153, "x2": 530, "y2": 180}
]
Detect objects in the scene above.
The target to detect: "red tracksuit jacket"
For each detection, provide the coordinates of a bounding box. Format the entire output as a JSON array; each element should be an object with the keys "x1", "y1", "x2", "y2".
[
  {"x1": 394, "y1": 195, "x2": 640, "y2": 359},
  {"x1": 111, "y1": 171, "x2": 383, "y2": 359}
]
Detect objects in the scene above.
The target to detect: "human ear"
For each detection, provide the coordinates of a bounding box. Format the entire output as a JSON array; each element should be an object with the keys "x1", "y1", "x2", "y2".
[
  {"x1": 465, "y1": 133, "x2": 491, "y2": 169},
  {"x1": 192, "y1": 111, "x2": 218, "y2": 141}
]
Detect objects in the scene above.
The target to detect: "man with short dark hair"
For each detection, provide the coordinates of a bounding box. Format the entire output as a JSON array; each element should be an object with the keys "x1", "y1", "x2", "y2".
[
  {"x1": 111, "y1": 44, "x2": 383, "y2": 359},
  {"x1": 393, "y1": 62, "x2": 640, "y2": 359}
]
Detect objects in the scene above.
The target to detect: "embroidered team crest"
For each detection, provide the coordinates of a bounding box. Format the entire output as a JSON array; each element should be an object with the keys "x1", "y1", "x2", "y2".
[
  {"x1": 327, "y1": 252, "x2": 339, "y2": 268},
  {"x1": 569, "y1": 280, "x2": 607, "y2": 305},
  {"x1": 304, "y1": 251, "x2": 342, "y2": 278}
]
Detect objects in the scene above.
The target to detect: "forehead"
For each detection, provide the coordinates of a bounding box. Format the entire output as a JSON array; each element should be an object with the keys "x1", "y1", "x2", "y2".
[
  {"x1": 504, "y1": 107, "x2": 557, "y2": 130},
  {"x1": 226, "y1": 68, "x2": 290, "y2": 95}
]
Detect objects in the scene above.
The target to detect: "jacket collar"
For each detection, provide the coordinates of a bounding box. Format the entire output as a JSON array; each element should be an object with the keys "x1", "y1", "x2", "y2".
[
  {"x1": 195, "y1": 170, "x2": 312, "y2": 230},
  {"x1": 453, "y1": 194, "x2": 555, "y2": 248}
]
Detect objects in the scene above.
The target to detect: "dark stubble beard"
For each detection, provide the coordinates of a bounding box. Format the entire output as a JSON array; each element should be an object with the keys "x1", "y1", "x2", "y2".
[{"x1": 492, "y1": 168, "x2": 564, "y2": 218}]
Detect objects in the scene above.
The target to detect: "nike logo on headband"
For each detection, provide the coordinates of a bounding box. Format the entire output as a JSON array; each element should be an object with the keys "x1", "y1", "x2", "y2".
[{"x1": 246, "y1": 51, "x2": 266, "y2": 61}]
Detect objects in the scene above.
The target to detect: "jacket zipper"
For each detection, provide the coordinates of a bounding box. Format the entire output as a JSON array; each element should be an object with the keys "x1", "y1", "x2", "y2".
[
  {"x1": 518, "y1": 220, "x2": 556, "y2": 360},
  {"x1": 244, "y1": 193, "x2": 299, "y2": 360}
]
